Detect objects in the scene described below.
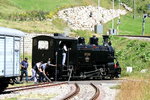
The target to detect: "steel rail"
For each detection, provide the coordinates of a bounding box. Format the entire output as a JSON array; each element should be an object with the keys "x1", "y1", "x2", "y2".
[
  {"x1": 117, "y1": 35, "x2": 150, "y2": 38},
  {"x1": 90, "y1": 83, "x2": 100, "y2": 100},
  {"x1": 5, "y1": 82, "x2": 67, "y2": 92},
  {"x1": 63, "y1": 83, "x2": 80, "y2": 100},
  {"x1": 7, "y1": 82, "x2": 50, "y2": 89}
]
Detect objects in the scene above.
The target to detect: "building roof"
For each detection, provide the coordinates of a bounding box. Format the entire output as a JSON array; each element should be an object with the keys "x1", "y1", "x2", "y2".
[{"x1": 0, "y1": 27, "x2": 25, "y2": 37}]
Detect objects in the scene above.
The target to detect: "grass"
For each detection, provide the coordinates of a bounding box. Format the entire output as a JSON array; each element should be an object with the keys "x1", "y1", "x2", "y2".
[
  {"x1": 0, "y1": 0, "x2": 150, "y2": 99},
  {"x1": 9, "y1": 0, "x2": 115, "y2": 12},
  {"x1": 9, "y1": 0, "x2": 87, "y2": 11},
  {"x1": 6, "y1": 0, "x2": 97, "y2": 13},
  {"x1": 106, "y1": 13, "x2": 150, "y2": 36},
  {"x1": 117, "y1": 78, "x2": 150, "y2": 100},
  {"x1": 8, "y1": 81, "x2": 34, "y2": 88},
  {"x1": 52, "y1": 18, "x2": 68, "y2": 30},
  {"x1": 0, "y1": 19, "x2": 62, "y2": 33},
  {"x1": 1, "y1": 0, "x2": 150, "y2": 36},
  {"x1": 110, "y1": 36, "x2": 150, "y2": 75},
  {"x1": 0, "y1": 0, "x2": 20, "y2": 16},
  {"x1": 110, "y1": 85, "x2": 121, "y2": 89}
]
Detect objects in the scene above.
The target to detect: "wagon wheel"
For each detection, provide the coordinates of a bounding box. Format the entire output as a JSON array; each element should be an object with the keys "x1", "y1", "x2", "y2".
[
  {"x1": 110, "y1": 75, "x2": 114, "y2": 80},
  {"x1": 108, "y1": 74, "x2": 114, "y2": 80},
  {"x1": 0, "y1": 83, "x2": 8, "y2": 93}
]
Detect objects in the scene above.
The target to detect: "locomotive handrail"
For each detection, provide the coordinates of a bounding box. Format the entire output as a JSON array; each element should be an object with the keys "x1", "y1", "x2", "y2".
[
  {"x1": 68, "y1": 65, "x2": 73, "y2": 81},
  {"x1": 84, "y1": 69, "x2": 100, "y2": 74}
]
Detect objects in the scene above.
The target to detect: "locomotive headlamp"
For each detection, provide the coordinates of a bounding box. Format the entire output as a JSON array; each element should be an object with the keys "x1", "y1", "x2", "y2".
[{"x1": 85, "y1": 56, "x2": 90, "y2": 62}]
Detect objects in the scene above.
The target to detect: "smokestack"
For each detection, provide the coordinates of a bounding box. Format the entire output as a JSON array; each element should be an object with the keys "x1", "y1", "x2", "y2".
[
  {"x1": 103, "y1": 35, "x2": 109, "y2": 46},
  {"x1": 89, "y1": 35, "x2": 98, "y2": 45},
  {"x1": 78, "y1": 37, "x2": 85, "y2": 44}
]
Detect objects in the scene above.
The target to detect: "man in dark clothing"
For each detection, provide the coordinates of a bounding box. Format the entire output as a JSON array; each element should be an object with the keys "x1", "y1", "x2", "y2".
[{"x1": 20, "y1": 58, "x2": 29, "y2": 82}]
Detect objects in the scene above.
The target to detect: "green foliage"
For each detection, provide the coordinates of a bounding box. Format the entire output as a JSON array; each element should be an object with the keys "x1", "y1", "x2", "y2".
[
  {"x1": 73, "y1": 30, "x2": 93, "y2": 43},
  {"x1": 1, "y1": 0, "x2": 150, "y2": 36},
  {"x1": 52, "y1": 18, "x2": 68, "y2": 30},
  {"x1": 106, "y1": 13, "x2": 150, "y2": 35},
  {"x1": 5, "y1": 98, "x2": 17, "y2": 100},
  {"x1": 8, "y1": 0, "x2": 96, "y2": 11},
  {"x1": 111, "y1": 36, "x2": 150, "y2": 74},
  {"x1": 8, "y1": 11, "x2": 49, "y2": 21},
  {"x1": 110, "y1": 85, "x2": 121, "y2": 89},
  {"x1": 121, "y1": 0, "x2": 150, "y2": 14}
]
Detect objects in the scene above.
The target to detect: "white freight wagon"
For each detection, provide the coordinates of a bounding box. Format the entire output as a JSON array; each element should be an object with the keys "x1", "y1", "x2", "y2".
[{"x1": 0, "y1": 27, "x2": 25, "y2": 92}]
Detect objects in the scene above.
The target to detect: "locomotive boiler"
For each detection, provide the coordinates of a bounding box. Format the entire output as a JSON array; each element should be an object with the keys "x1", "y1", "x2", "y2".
[{"x1": 32, "y1": 33, "x2": 121, "y2": 80}]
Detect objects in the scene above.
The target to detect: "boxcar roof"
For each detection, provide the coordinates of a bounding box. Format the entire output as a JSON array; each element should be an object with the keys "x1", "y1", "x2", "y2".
[{"x1": 0, "y1": 27, "x2": 25, "y2": 37}]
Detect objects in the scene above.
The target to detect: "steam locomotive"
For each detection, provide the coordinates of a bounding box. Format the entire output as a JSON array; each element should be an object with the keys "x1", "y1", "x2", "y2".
[{"x1": 32, "y1": 33, "x2": 121, "y2": 80}]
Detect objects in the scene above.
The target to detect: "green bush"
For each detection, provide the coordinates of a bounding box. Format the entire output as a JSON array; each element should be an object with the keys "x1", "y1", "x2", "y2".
[
  {"x1": 52, "y1": 18, "x2": 68, "y2": 30},
  {"x1": 8, "y1": 11, "x2": 49, "y2": 21},
  {"x1": 111, "y1": 36, "x2": 150, "y2": 74},
  {"x1": 121, "y1": 0, "x2": 150, "y2": 14}
]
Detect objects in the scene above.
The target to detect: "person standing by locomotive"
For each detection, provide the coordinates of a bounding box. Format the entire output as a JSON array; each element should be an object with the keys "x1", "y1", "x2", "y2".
[
  {"x1": 62, "y1": 44, "x2": 68, "y2": 66},
  {"x1": 20, "y1": 58, "x2": 29, "y2": 82},
  {"x1": 36, "y1": 61, "x2": 44, "y2": 82},
  {"x1": 31, "y1": 61, "x2": 43, "y2": 83},
  {"x1": 29, "y1": 63, "x2": 38, "y2": 83},
  {"x1": 47, "y1": 58, "x2": 51, "y2": 66}
]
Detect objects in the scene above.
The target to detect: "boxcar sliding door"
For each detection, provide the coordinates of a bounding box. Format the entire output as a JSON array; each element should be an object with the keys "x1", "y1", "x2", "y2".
[
  {"x1": 14, "y1": 37, "x2": 20, "y2": 76},
  {"x1": 5, "y1": 37, "x2": 14, "y2": 76},
  {"x1": 0, "y1": 36, "x2": 4, "y2": 76}
]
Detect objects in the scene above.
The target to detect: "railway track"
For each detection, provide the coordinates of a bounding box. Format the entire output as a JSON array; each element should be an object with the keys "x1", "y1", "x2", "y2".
[
  {"x1": 90, "y1": 83, "x2": 100, "y2": 100},
  {"x1": 4, "y1": 82, "x2": 67, "y2": 92},
  {"x1": 117, "y1": 35, "x2": 150, "y2": 38},
  {"x1": 2, "y1": 82, "x2": 101, "y2": 100},
  {"x1": 63, "y1": 83, "x2": 100, "y2": 100},
  {"x1": 1, "y1": 80, "x2": 121, "y2": 100}
]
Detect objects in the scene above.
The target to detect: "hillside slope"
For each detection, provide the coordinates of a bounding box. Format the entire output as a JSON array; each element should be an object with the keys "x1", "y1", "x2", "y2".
[{"x1": 0, "y1": 0, "x2": 150, "y2": 35}]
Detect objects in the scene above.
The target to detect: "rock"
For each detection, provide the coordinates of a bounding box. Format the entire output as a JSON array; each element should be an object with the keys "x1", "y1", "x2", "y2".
[
  {"x1": 126, "y1": 67, "x2": 133, "y2": 73},
  {"x1": 121, "y1": 3, "x2": 132, "y2": 12},
  {"x1": 58, "y1": 5, "x2": 127, "y2": 31},
  {"x1": 140, "y1": 69, "x2": 148, "y2": 73}
]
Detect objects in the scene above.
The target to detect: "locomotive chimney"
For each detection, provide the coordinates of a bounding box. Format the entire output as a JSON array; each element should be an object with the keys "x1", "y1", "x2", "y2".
[
  {"x1": 103, "y1": 35, "x2": 109, "y2": 46},
  {"x1": 78, "y1": 37, "x2": 85, "y2": 44},
  {"x1": 89, "y1": 35, "x2": 98, "y2": 45}
]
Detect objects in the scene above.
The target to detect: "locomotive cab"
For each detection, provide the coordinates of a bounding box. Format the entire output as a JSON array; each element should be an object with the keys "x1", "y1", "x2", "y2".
[
  {"x1": 32, "y1": 34, "x2": 77, "y2": 65},
  {"x1": 32, "y1": 34, "x2": 78, "y2": 80}
]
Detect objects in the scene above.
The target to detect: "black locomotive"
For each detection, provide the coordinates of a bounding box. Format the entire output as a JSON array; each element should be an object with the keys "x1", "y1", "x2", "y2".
[{"x1": 32, "y1": 33, "x2": 121, "y2": 80}]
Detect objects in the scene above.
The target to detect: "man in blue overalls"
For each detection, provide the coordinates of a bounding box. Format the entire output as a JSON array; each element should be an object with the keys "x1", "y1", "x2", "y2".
[{"x1": 20, "y1": 58, "x2": 29, "y2": 82}]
